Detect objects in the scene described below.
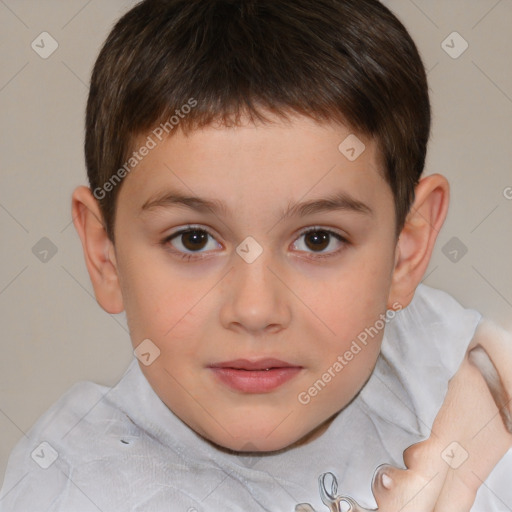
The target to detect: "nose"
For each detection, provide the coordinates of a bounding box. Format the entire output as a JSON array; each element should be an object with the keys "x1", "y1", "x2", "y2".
[{"x1": 219, "y1": 246, "x2": 292, "y2": 335}]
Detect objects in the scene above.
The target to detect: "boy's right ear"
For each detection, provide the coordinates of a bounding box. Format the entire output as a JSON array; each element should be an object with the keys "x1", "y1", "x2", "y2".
[{"x1": 71, "y1": 186, "x2": 124, "y2": 314}]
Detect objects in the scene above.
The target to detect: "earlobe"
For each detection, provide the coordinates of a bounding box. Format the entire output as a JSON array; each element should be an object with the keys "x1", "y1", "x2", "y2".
[
  {"x1": 388, "y1": 174, "x2": 450, "y2": 309},
  {"x1": 71, "y1": 186, "x2": 124, "y2": 314}
]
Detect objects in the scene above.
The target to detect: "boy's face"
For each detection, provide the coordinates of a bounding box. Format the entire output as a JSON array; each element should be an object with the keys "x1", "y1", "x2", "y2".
[{"x1": 112, "y1": 114, "x2": 399, "y2": 451}]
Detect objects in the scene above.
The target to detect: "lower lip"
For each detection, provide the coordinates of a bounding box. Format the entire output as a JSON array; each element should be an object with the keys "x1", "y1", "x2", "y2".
[{"x1": 210, "y1": 367, "x2": 302, "y2": 393}]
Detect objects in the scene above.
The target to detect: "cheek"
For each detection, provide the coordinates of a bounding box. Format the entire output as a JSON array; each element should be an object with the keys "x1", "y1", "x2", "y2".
[
  {"x1": 307, "y1": 248, "x2": 394, "y2": 340},
  {"x1": 116, "y1": 250, "x2": 201, "y2": 344},
  {"x1": 301, "y1": 265, "x2": 389, "y2": 405}
]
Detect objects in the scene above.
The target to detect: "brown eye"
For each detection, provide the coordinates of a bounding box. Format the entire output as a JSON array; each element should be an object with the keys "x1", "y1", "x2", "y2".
[
  {"x1": 304, "y1": 230, "x2": 330, "y2": 252},
  {"x1": 180, "y1": 230, "x2": 209, "y2": 251},
  {"x1": 292, "y1": 227, "x2": 347, "y2": 258},
  {"x1": 165, "y1": 227, "x2": 221, "y2": 256}
]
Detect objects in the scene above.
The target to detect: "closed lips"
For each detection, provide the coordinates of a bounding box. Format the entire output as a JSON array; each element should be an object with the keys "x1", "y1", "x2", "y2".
[{"x1": 208, "y1": 358, "x2": 301, "y2": 370}]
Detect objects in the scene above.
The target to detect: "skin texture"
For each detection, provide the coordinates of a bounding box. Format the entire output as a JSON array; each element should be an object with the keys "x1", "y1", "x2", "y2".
[
  {"x1": 73, "y1": 113, "x2": 512, "y2": 507},
  {"x1": 372, "y1": 330, "x2": 512, "y2": 511}
]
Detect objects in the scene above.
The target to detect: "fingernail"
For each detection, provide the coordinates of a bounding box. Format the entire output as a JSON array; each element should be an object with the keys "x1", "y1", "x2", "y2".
[
  {"x1": 381, "y1": 472, "x2": 393, "y2": 490},
  {"x1": 373, "y1": 464, "x2": 393, "y2": 490}
]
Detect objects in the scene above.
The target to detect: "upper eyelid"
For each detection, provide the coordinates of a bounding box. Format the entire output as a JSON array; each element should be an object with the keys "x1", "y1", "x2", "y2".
[
  {"x1": 299, "y1": 226, "x2": 347, "y2": 239},
  {"x1": 164, "y1": 224, "x2": 218, "y2": 239},
  {"x1": 165, "y1": 225, "x2": 347, "y2": 246}
]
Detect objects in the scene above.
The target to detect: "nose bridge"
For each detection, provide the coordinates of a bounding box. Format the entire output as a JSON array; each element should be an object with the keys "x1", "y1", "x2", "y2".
[{"x1": 221, "y1": 241, "x2": 291, "y2": 333}]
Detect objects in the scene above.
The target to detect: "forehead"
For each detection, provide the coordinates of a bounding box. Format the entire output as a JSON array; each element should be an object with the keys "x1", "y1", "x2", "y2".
[{"x1": 118, "y1": 114, "x2": 390, "y2": 218}]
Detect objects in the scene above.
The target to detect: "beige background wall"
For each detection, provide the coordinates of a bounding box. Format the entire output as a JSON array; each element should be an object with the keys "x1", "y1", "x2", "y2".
[{"x1": 1, "y1": 0, "x2": 511, "y2": 483}]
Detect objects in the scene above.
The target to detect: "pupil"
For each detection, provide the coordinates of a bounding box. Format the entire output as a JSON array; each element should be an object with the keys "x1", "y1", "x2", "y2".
[
  {"x1": 183, "y1": 230, "x2": 208, "y2": 251},
  {"x1": 306, "y1": 231, "x2": 329, "y2": 251}
]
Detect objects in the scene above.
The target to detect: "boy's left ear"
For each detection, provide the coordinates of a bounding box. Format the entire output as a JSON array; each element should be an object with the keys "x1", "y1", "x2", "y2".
[{"x1": 388, "y1": 173, "x2": 450, "y2": 309}]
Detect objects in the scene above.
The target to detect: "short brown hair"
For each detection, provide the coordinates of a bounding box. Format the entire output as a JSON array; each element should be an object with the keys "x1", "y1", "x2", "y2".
[{"x1": 85, "y1": 0, "x2": 430, "y2": 241}]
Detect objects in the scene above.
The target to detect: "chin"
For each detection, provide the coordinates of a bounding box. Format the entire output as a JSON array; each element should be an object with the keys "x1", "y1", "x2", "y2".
[{"x1": 200, "y1": 425, "x2": 304, "y2": 454}]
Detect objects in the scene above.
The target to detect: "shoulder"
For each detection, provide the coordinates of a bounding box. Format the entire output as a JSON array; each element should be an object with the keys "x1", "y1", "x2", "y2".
[
  {"x1": 391, "y1": 284, "x2": 482, "y2": 375},
  {"x1": 357, "y1": 285, "x2": 483, "y2": 440},
  {"x1": 30, "y1": 379, "x2": 111, "y2": 439},
  {"x1": 0, "y1": 378, "x2": 126, "y2": 511}
]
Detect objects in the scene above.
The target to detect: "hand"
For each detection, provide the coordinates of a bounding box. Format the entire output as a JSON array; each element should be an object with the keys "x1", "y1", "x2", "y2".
[{"x1": 371, "y1": 320, "x2": 512, "y2": 511}]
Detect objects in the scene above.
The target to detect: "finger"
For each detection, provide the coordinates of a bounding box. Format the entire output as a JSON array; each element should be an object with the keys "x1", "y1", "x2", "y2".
[
  {"x1": 371, "y1": 463, "x2": 443, "y2": 512},
  {"x1": 295, "y1": 504, "x2": 316, "y2": 512},
  {"x1": 404, "y1": 438, "x2": 449, "y2": 480},
  {"x1": 432, "y1": 470, "x2": 477, "y2": 512},
  {"x1": 403, "y1": 439, "x2": 476, "y2": 512},
  {"x1": 433, "y1": 415, "x2": 512, "y2": 512}
]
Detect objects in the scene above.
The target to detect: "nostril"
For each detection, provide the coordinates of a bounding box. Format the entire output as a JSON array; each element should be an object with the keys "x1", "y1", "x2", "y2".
[{"x1": 120, "y1": 439, "x2": 130, "y2": 445}]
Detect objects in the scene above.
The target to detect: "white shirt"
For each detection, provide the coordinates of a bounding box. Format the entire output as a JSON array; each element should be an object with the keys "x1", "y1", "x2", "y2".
[{"x1": 1, "y1": 284, "x2": 511, "y2": 511}]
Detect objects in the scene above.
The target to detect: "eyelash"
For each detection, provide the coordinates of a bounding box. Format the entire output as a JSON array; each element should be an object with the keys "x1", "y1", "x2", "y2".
[{"x1": 161, "y1": 225, "x2": 349, "y2": 262}]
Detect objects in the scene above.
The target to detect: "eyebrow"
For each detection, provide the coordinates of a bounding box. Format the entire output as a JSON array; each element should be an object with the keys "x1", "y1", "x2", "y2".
[{"x1": 140, "y1": 190, "x2": 373, "y2": 219}]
